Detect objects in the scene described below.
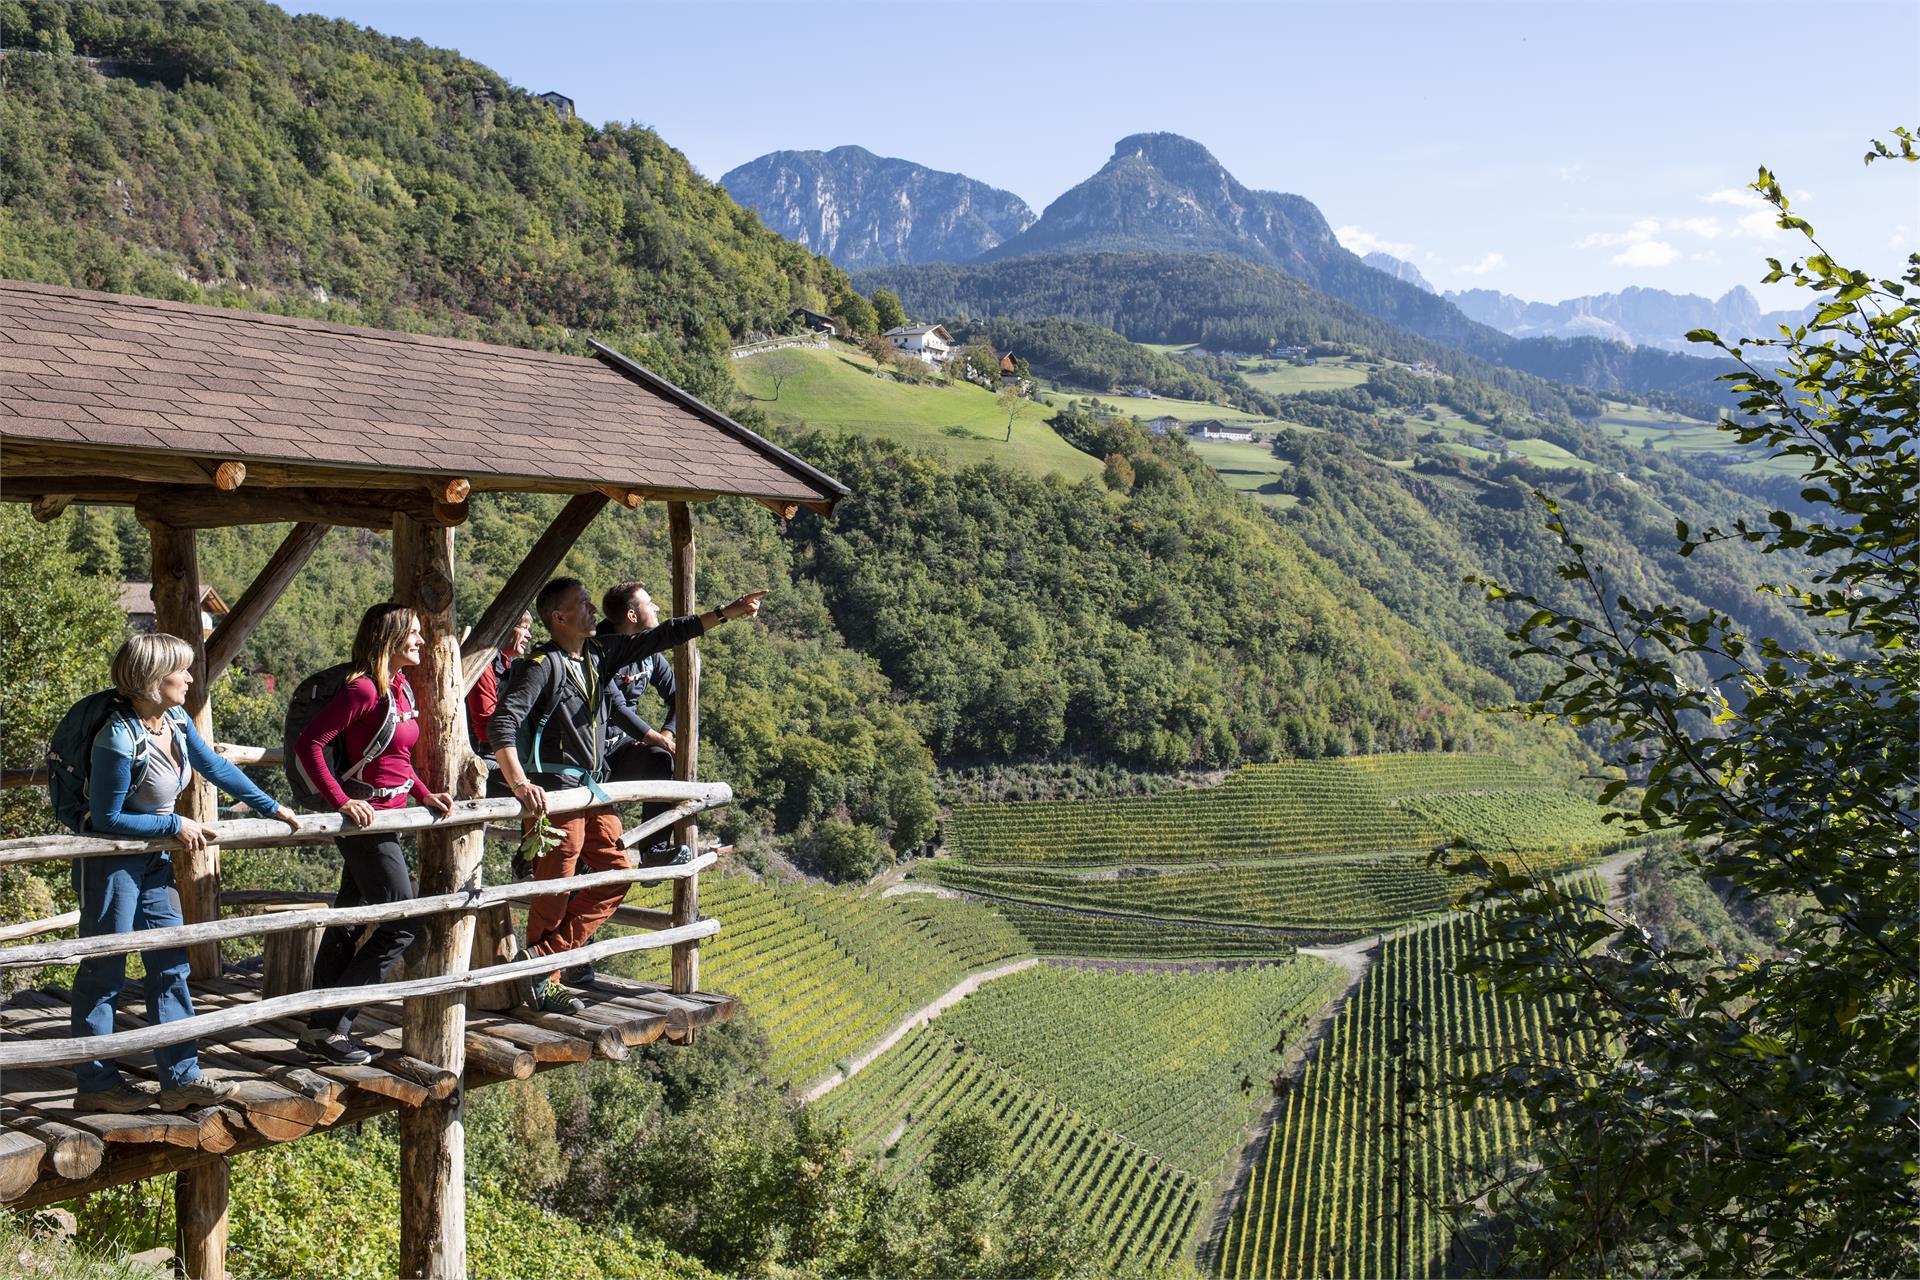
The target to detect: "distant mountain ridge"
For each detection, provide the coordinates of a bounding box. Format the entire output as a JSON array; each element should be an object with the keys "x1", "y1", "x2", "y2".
[
  {"x1": 1363, "y1": 252, "x2": 1434, "y2": 294},
  {"x1": 1447, "y1": 285, "x2": 1818, "y2": 353},
  {"x1": 720, "y1": 146, "x2": 1035, "y2": 270}
]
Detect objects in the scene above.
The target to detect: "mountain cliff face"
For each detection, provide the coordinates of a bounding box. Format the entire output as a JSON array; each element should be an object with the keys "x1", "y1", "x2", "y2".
[
  {"x1": 980, "y1": 133, "x2": 1343, "y2": 279},
  {"x1": 720, "y1": 146, "x2": 1035, "y2": 270},
  {"x1": 1447, "y1": 285, "x2": 1816, "y2": 353},
  {"x1": 1363, "y1": 252, "x2": 1434, "y2": 294}
]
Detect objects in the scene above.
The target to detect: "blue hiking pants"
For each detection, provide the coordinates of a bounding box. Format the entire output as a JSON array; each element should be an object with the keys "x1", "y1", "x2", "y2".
[{"x1": 69, "y1": 851, "x2": 201, "y2": 1091}]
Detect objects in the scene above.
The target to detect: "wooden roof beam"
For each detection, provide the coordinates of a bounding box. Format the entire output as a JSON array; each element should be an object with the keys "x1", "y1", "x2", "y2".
[
  {"x1": 204, "y1": 523, "x2": 330, "y2": 683},
  {"x1": 127, "y1": 487, "x2": 466, "y2": 531}
]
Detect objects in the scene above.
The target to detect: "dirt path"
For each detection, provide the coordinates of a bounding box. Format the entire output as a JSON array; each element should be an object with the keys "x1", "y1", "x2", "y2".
[{"x1": 796, "y1": 958, "x2": 1040, "y2": 1104}]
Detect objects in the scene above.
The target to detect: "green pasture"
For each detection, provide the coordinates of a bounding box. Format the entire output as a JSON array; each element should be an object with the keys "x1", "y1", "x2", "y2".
[
  {"x1": 1238, "y1": 355, "x2": 1374, "y2": 395},
  {"x1": 1590, "y1": 400, "x2": 1799, "y2": 477},
  {"x1": 1045, "y1": 389, "x2": 1273, "y2": 425},
  {"x1": 733, "y1": 344, "x2": 1101, "y2": 482},
  {"x1": 1189, "y1": 437, "x2": 1300, "y2": 510}
]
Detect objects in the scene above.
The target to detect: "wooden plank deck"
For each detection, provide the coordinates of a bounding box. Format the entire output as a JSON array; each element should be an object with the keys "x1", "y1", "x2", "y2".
[{"x1": 0, "y1": 971, "x2": 733, "y2": 1208}]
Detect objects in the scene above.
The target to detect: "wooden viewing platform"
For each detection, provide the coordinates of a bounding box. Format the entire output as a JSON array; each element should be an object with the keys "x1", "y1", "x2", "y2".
[{"x1": 0, "y1": 281, "x2": 849, "y2": 1279}]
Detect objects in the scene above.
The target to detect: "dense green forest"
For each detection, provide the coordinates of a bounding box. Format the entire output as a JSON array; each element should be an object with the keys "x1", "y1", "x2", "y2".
[{"x1": 0, "y1": 0, "x2": 870, "y2": 403}]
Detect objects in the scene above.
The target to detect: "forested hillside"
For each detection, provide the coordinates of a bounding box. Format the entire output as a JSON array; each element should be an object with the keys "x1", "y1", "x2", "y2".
[
  {"x1": 0, "y1": 0, "x2": 861, "y2": 404},
  {"x1": 857, "y1": 250, "x2": 1734, "y2": 412}
]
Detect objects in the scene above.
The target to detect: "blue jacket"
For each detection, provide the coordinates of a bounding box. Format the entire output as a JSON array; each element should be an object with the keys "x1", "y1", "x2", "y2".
[{"x1": 88, "y1": 706, "x2": 283, "y2": 839}]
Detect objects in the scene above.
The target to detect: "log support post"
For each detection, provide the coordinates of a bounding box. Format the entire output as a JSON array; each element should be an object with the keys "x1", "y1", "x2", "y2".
[
  {"x1": 392, "y1": 513, "x2": 486, "y2": 1280},
  {"x1": 176, "y1": 1157, "x2": 230, "y2": 1280},
  {"x1": 667, "y1": 502, "x2": 700, "y2": 1003},
  {"x1": 145, "y1": 520, "x2": 221, "y2": 979}
]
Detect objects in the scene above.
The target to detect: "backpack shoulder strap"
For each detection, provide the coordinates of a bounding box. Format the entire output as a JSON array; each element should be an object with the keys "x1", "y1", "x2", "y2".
[{"x1": 339, "y1": 680, "x2": 399, "y2": 787}]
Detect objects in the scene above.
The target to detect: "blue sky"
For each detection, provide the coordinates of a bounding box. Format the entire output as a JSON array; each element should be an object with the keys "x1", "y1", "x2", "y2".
[{"x1": 300, "y1": 1, "x2": 1917, "y2": 308}]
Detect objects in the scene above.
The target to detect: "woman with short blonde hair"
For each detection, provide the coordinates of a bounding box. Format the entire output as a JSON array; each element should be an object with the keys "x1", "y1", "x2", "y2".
[{"x1": 71, "y1": 632, "x2": 300, "y2": 1114}]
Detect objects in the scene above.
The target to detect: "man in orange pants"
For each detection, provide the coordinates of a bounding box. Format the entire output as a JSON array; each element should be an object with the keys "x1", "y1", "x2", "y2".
[{"x1": 489, "y1": 576, "x2": 762, "y2": 1011}]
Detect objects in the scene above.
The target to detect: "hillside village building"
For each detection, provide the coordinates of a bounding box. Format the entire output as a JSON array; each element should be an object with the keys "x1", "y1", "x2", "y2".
[
  {"x1": 883, "y1": 323, "x2": 952, "y2": 366},
  {"x1": 1188, "y1": 420, "x2": 1257, "y2": 442}
]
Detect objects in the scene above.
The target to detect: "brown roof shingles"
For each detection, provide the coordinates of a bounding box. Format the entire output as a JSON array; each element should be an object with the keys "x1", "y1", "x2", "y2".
[{"x1": 0, "y1": 280, "x2": 845, "y2": 508}]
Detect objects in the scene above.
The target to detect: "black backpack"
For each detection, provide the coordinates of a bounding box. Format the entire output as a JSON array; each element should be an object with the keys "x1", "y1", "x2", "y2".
[
  {"x1": 46, "y1": 690, "x2": 148, "y2": 833},
  {"x1": 282, "y1": 664, "x2": 399, "y2": 811}
]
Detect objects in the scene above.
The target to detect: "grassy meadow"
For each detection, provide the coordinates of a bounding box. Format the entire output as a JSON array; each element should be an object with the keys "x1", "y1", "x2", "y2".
[{"x1": 733, "y1": 343, "x2": 1102, "y2": 482}]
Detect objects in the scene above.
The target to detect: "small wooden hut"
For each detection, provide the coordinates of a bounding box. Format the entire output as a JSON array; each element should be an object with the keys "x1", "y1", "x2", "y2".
[{"x1": 0, "y1": 280, "x2": 847, "y2": 1278}]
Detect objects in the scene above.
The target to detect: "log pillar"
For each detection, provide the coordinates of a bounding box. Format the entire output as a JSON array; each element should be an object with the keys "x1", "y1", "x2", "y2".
[
  {"x1": 260, "y1": 903, "x2": 323, "y2": 998},
  {"x1": 145, "y1": 520, "x2": 221, "y2": 979},
  {"x1": 176, "y1": 1158, "x2": 230, "y2": 1280},
  {"x1": 667, "y1": 502, "x2": 700, "y2": 1000},
  {"x1": 392, "y1": 513, "x2": 486, "y2": 1280}
]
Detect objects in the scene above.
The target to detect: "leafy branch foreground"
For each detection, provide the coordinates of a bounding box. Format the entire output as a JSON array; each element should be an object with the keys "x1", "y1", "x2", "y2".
[{"x1": 1450, "y1": 131, "x2": 1917, "y2": 1276}]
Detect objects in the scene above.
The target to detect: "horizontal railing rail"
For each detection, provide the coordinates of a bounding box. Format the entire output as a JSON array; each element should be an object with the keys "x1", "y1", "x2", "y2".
[
  {"x1": 0, "y1": 778, "x2": 729, "y2": 1071},
  {"x1": 0, "y1": 917, "x2": 720, "y2": 1070},
  {"x1": 1, "y1": 742, "x2": 282, "y2": 791},
  {"x1": 0, "y1": 779, "x2": 730, "y2": 867}
]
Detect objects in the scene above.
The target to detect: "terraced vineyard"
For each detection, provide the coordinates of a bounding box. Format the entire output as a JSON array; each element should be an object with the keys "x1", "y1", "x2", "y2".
[
  {"x1": 1216, "y1": 881, "x2": 1600, "y2": 1279},
  {"x1": 617, "y1": 872, "x2": 1031, "y2": 1086},
  {"x1": 817, "y1": 960, "x2": 1344, "y2": 1270},
  {"x1": 1403, "y1": 788, "x2": 1634, "y2": 861},
  {"x1": 924, "y1": 857, "x2": 1455, "y2": 935},
  {"x1": 1343, "y1": 753, "x2": 1554, "y2": 799},
  {"x1": 943, "y1": 757, "x2": 1447, "y2": 868},
  {"x1": 989, "y1": 898, "x2": 1297, "y2": 960}
]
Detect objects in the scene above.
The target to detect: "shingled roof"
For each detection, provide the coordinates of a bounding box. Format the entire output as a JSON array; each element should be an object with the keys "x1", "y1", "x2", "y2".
[{"x1": 0, "y1": 280, "x2": 846, "y2": 510}]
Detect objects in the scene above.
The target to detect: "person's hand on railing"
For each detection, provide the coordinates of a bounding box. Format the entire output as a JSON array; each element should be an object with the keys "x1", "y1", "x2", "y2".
[
  {"x1": 339, "y1": 799, "x2": 377, "y2": 828},
  {"x1": 273, "y1": 808, "x2": 302, "y2": 836},
  {"x1": 511, "y1": 778, "x2": 549, "y2": 817},
  {"x1": 175, "y1": 817, "x2": 216, "y2": 853},
  {"x1": 422, "y1": 791, "x2": 453, "y2": 816}
]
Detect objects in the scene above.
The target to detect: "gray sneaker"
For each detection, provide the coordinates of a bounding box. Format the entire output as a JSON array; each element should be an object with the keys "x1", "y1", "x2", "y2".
[
  {"x1": 74, "y1": 1081, "x2": 155, "y2": 1114},
  {"x1": 156, "y1": 1077, "x2": 237, "y2": 1111},
  {"x1": 534, "y1": 980, "x2": 585, "y2": 1015}
]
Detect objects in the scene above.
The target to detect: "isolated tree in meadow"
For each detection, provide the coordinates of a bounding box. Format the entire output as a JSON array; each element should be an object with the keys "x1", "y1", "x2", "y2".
[
  {"x1": 1449, "y1": 130, "x2": 1917, "y2": 1277},
  {"x1": 760, "y1": 352, "x2": 800, "y2": 401},
  {"x1": 998, "y1": 382, "x2": 1026, "y2": 442},
  {"x1": 871, "y1": 287, "x2": 907, "y2": 332}
]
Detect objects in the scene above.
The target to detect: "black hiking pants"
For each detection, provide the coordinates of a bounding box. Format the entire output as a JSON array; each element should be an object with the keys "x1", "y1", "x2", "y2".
[{"x1": 307, "y1": 832, "x2": 417, "y2": 1037}]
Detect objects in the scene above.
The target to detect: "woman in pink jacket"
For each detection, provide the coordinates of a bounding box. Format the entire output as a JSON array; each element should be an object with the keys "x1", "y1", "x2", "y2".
[{"x1": 292, "y1": 603, "x2": 450, "y2": 1065}]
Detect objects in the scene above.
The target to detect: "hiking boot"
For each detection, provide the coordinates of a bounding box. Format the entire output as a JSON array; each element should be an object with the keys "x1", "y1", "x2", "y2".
[
  {"x1": 299, "y1": 1030, "x2": 374, "y2": 1066},
  {"x1": 560, "y1": 961, "x2": 596, "y2": 986},
  {"x1": 74, "y1": 1081, "x2": 155, "y2": 1114},
  {"x1": 509, "y1": 853, "x2": 534, "y2": 882},
  {"x1": 156, "y1": 1077, "x2": 237, "y2": 1111},
  {"x1": 640, "y1": 842, "x2": 694, "y2": 869},
  {"x1": 534, "y1": 980, "x2": 585, "y2": 1015}
]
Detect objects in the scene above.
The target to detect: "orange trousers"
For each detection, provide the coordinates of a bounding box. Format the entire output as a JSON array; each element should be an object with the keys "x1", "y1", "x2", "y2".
[{"x1": 524, "y1": 807, "x2": 629, "y2": 978}]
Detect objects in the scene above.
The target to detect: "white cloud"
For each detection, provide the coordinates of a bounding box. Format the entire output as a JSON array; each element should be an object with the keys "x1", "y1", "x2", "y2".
[
  {"x1": 1613, "y1": 240, "x2": 1680, "y2": 268},
  {"x1": 1891, "y1": 225, "x2": 1911, "y2": 250},
  {"x1": 1576, "y1": 217, "x2": 1663, "y2": 249},
  {"x1": 1335, "y1": 225, "x2": 1414, "y2": 258},
  {"x1": 1670, "y1": 216, "x2": 1723, "y2": 239},
  {"x1": 1554, "y1": 162, "x2": 1587, "y2": 183},
  {"x1": 1701, "y1": 187, "x2": 1782, "y2": 240},
  {"x1": 1457, "y1": 252, "x2": 1505, "y2": 276}
]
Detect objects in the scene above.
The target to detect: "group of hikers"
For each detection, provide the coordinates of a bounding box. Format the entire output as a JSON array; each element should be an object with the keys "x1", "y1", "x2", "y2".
[{"x1": 56, "y1": 574, "x2": 761, "y2": 1114}]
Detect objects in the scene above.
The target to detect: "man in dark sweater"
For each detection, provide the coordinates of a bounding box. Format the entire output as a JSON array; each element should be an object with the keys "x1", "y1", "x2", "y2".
[
  {"x1": 599, "y1": 580, "x2": 681, "y2": 867},
  {"x1": 489, "y1": 576, "x2": 762, "y2": 1011}
]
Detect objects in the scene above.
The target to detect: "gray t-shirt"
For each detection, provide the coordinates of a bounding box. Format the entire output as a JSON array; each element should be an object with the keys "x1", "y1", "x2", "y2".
[{"x1": 125, "y1": 724, "x2": 190, "y2": 818}]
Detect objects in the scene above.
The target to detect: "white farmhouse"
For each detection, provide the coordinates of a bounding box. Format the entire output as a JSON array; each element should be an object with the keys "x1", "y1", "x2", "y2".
[{"x1": 884, "y1": 324, "x2": 953, "y2": 366}]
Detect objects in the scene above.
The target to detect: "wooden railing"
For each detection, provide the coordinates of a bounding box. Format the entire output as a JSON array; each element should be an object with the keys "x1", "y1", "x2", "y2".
[
  {"x1": 0, "y1": 778, "x2": 727, "y2": 1071},
  {"x1": 0, "y1": 743, "x2": 282, "y2": 791}
]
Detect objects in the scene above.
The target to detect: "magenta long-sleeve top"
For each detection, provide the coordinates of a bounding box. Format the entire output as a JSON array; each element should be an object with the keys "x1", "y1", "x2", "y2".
[{"x1": 293, "y1": 672, "x2": 432, "y2": 810}]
